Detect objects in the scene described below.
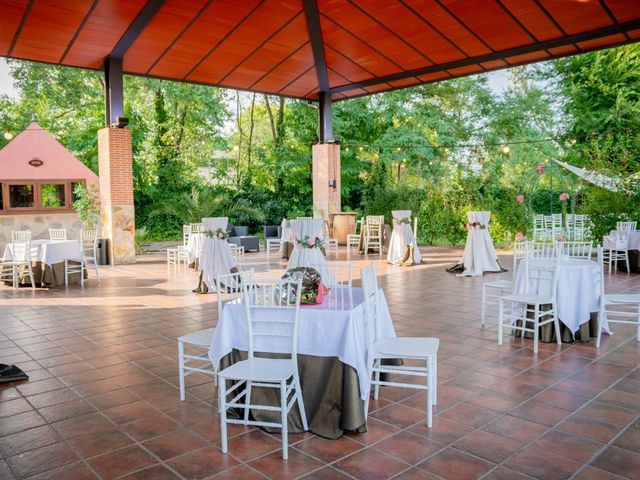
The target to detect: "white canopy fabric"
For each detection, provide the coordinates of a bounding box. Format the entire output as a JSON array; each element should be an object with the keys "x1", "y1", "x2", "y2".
[
  {"x1": 199, "y1": 217, "x2": 235, "y2": 292},
  {"x1": 287, "y1": 219, "x2": 328, "y2": 270},
  {"x1": 552, "y1": 159, "x2": 620, "y2": 192},
  {"x1": 458, "y1": 211, "x2": 502, "y2": 277},
  {"x1": 387, "y1": 210, "x2": 422, "y2": 266}
]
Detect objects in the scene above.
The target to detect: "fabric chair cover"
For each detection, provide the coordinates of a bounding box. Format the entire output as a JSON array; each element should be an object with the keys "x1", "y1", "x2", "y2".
[
  {"x1": 199, "y1": 217, "x2": 235, "y2": 291},
  {"x1": 287, "y1": 219, "x2": 328, "y2": 270},
  {"x1": 604, "y1": 231, "x2": 629, "y2": 250},
  {"x1": 387, "y1": 210, "x2": 422, "y2": 266},
  {"x1": 458, "y1": 211, "x2": 501, "y2": 277}
]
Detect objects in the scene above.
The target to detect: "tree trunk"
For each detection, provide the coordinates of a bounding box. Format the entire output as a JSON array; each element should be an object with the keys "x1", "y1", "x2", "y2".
[
  {"x1": 264, "y1": 95, "x2": 277, "y2": 143},
  {"x1": 247, "y1": 93, "x2": 256, "y2": 179},
  {"x1": 236, "y1": 91, "x2": 243, "y2": 185}
]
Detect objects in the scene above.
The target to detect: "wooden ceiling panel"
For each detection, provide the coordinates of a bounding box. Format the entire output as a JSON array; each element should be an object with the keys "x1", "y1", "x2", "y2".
[
  {"x1": 447, "y1": 64, "x2": 483, "y2": 76},
  {"x1": 124, "y1": 0, "x2": 209, "y2": 74},
  {"x1": 628, "y1": 29, "x2": 640, "y2": 40},
  {"x1": 504, "y1": 50, "x2": 549, "y2": 64},
  {"x1": 578, "y1": 33, "x2": 626, "y2": 51},
  {"x1": 437, "y1": 0, "x2": 535, "y2": 51},
  {"x1": 320, "y1": 15, "x2": 402, "y2": 77},
  {"x1": 11, "y1": 0, "x2": 94, "y2": 64},
  {"x1": 389, "y1": 77, "x2": 422, "y2": 88},
  {"x1": 64, "y1": 0, "x2": 148, "y2": 68},
  {"x1": 149, "y1": 0, "x2": 263, "y2": 79},
  {"x1": 324, "y1": 44, "x2": 376, "y2": 86},
  {"x1": 221, "y1": 13, "x2": 309, "y2": 89},
  {"x1": 252, "y1": 44, "x2": 314, "y2": 92},
  {"x1": 547, "y1": 44, "x2": 577, "y2": 56},
  {"x1": 402, "y1": 0, "x2": 493, "y2": 57},
  {"x1": 537, "y1": 0, "x2": 612, "y2": 36},
  {"x1": 605, "y1": 0, "x2": 640, "y2": 23},
  {"x1": 352, "y1": 0, "x2": 467, "y2": 64},
  {"x1": 417, "y1": 71, "x2": 450, "y2": 83},
  {"x1": 318, "y1": 0, "x2": 429, "y2": 70},
  {"x1": 0, "y1": 0, "x2": 29, "y2": 56},
  {"x1": 189, "y1": 0, "x2": 301, "y2": 84},
  {"x1": 498, "y1": 0, "x2": 563, "y2": 41},
  {"x1": 480, "y1": 59, "x2": 507, "y2": 69},
  {"x1": 278, "y1": 67, "x2": 318, "y2": 97}
]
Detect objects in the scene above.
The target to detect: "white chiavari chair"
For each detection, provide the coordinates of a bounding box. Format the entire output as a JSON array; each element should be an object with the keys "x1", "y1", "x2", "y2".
[
  {"x1": 498, "y1": 245, "x2": 562, "y2": 353},
  {"x1": 0, "y1": 234, "x2": 35, "y2": 289},
  {"x1": 364, "y1": 216, "x2": 384, "y2": 257},
  {"x1": 596, "y1": 246, "x2": 640, "y2": 347},
  {"x1": 218, "y1": 278, "x2": 307, "y2": 460},
  {"x1": 361, "y1": 264, "x2": 438, "y2": 427},
  {"x1": 178, "y1": 269, "x2": 255, "y2": 401},
  {"x1": 558, "y1": 241, "x2": 593, "y2": 259},
  {"x1": 48, "y1": 228, "x2": 67, "y2": 240},
  {"x1": 617, "y1": 221, "x2": 637, "y2": 232}
]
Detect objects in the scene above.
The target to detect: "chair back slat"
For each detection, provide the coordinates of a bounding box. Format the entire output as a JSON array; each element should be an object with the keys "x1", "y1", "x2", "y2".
[
  {"x1": 558, "y1": 241, "x2": 593, "y2": 259},
  {"x1": 244, "y1": 279, "x2": 302, "y2": 361},
  {"x1": 526, "y1": 241, "x2": 556, "y2": 259},
  {"x1": 617, "y1": 221, "x2": 637, "y2": 232},
  {"x1": 309, "y1": 263, "x2": 353, "y2": 289},
  {"x1": 49, "y1": 228, "x2": 67, "y2": 240},
  {"x1": 216, "y1": 269, "x2": 254, "y2": 319},
  {"x1": 522, "y1": 244, "x2": 562, "y2": 303},
  {"x1": 11, "y1": 230, "x2": 31, "y2": 243}
]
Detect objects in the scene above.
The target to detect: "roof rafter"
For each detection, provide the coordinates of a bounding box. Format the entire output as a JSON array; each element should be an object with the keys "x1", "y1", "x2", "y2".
[
  {"x1": 109, "y1": 0, "x2": 165, "y2": 59},
  {"x1": 329, "y1": 19, "x2": 640, "y2": 94},
  {"x1": 302, "y1": 0, "x2": 330, "y2": 93}
]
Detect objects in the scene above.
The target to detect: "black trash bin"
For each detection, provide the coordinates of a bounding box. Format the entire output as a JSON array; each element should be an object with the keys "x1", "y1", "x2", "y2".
[{"x1": 96, "y1": 238, "x2": 109, "y2": 265}]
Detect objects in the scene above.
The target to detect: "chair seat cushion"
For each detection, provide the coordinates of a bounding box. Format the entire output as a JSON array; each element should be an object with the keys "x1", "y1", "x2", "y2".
[
  {"x1": 374, "y1": 337, "x2": 439, "y2": 358},
  {"x1": 217, "y1": 357, "x2": 295, "y2": 382},
  {"x1": 178, "y1": 328, "x2": 216, "y2": 346}
]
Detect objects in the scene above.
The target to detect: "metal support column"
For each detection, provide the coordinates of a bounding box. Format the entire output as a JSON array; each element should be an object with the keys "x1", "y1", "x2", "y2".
[
  {"x1": 104, "y1": 57, "x2": 124, "y2": 127},
  {"x1": 318, "y1": 91, "x2": 333, "y2": 143}
]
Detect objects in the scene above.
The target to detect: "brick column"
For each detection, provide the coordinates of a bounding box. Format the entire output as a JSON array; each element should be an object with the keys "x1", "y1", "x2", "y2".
[
  {"x1": 98, "y1": 127, "x2": 136, "y2": 265},
  {"x1": 312, "y1": 144, "x2": 341, "y2": 219}
]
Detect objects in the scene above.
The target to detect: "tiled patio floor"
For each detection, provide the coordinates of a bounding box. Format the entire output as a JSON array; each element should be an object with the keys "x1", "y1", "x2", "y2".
[{"x1": 0, "y1": 247, "x2": 639, "y2": 480}]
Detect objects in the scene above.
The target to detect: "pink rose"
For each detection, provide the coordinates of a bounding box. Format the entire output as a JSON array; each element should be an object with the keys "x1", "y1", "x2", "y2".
[
  {"x1": 516, "y1": 194, "x2": 525, "y2": 203},
  {"x1": 535, "y1": 163, "x2": 545, "y2": 175},
  {"x1": 515, "y1": 232, "x2": 525, "y2": 241},
  {"x1": 559, "y1": 192, "x2": 569, "y2": 202}
]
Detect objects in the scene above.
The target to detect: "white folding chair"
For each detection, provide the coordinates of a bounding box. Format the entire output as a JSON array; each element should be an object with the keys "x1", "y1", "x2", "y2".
[
  {"x1": 361, "y1": 264, "x2": 438, "y2": 427},
  {"x1": 617, "y1": 221, "x2": 637, "y2": 232},
  {"x1": 229, "y1": 244, "x2": 245, "y2": 266},
  {"x1": 48, "y1": 228, "x2": 67, "y2": 240},
  {"x1": 177, "y1": 269, "x2": 254, "y2": 401},
  {"x1": 266, "y1": 237, "x2": 282, "y2": 259},
  {"x1": 603, "y1": 232, "x2": 630, "y2": 274},
  {"x1": 183, "y1": 225, "x2": 192, "y2": 246},
  {"x1": 481, "y1": 241, "x2": 526, "y2": 325},
  {"x1": 533, "y1": 215, "x2": 545, "y2": 241},
  {"x1": 323, "y1": 221, "x2": 339, "y2": 258},
  {"x1": 218, "y1": 278, "x2": 308, "y2": 460},
  {"x1": 551, "y1": 213, "x2": 564, "y2": 239},
  {"x1": 309, "y1": 263, "x2": 353, "y2": 288},
  {"x1": 0, "y1": 236, "x2": 35, "y2": 289},
  {"x1": 558, "y1": 241, "x2": 593, "y2": 259},
  {"x1": 565, "y1": 214, "x2": 575, "y2": 238},
  {"x1": 573, "y1": 214, "x2": 587, "y2": 241},
  {"x1": 596, "y1": 246, "x2": 640, "y2": 347},
  {"x1": 347, "y1": 217, "x2": 363, "y2": 258},
  {"x1": 65, "y1": 229, "x2": 100, "y2": 286},
  {"x1": 166, "y1": 246, "x2": 189, "y2": 266},
  {"x1": 527, "y1": 241, "x2": 557, "y2": 259},
  {"x1": 364, "y1": 216, "x2": 384, "y2": 257},
  {"x1": 498, "y1": 246, "x2": 562, "y2": 353}
]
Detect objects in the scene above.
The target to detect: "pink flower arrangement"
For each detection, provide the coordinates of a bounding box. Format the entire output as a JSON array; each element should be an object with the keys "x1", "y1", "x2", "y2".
[
  {"x1": 535, "y1": 163, "x2": 545, "y2": 175},
  {"x1": 556, "y1": 234, "x2": 566, "y2": 242},
  {"x1": 559, "y1": 192, "x2": 569, "y2": 202},
  {"x1": 516, "y1": 194, "x2": 525, "y2": 203},
  {"x1": 515, "y1": 232, "x2": 525, "y2": 241}
]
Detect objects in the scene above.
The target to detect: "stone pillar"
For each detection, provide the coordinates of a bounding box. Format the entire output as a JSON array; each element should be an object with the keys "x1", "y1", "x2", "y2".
[
  {"x1": 312, "y1": 143, "x2": 341, "y2": 219},
  {"x1": 98, "y1": 127, "x2": 136, "y2": 265}
]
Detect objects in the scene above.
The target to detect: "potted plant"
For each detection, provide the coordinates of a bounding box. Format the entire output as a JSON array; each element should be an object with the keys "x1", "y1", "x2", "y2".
[{"x1": 72, "y1": 184, "x2": 101, "y2": 230}]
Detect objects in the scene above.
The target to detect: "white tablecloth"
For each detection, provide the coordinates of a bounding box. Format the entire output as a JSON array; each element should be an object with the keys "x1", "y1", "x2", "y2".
[
  {"x1": 279, "y1": 227, "x2": 294, "y2": 254},
  {"x1": 458, "y1": 211, "x2": 501, "y2": 277},
  {"x1": 208, "y1": 287, "x2": 396, "y2": 400},
  {"x1": 3, "y1": 239, "x2": 81, "y2": 265},
  {"x1": 199, "y1": 218, "x2": 236, "y2": 292},
  {"x1": 287, "y1": 219, "x2": 327, "y2": 270},
  {"x1": 387, "y1": 210, "x2": 421, "y2": 265},
  {"x1": 185, "y1": 233, "x2": 203, "y2": 264},
  {"x1": 513, "y1": 258, "x2": 605, "y2": 335},
  {"x1": 611, "y1": 230, "x2": 640, "y2": 250}
]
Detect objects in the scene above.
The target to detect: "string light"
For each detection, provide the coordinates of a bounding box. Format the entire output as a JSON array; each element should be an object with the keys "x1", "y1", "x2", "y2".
[
  {"x1": 396, "y1": 147, "x2": 402, "y2": 152},
  {"x1": 232, "y1": 145, "x2": 239, "y2": 152},
  {"x1": 501, "y1": 145, "x2": 510, "y2": 154},
  {"x1": 443, "y1": 147, "x2": 450, "y2": 153},
  {"x1": 3, "y1": 132, "x2": 13, "y2": 140},
  {"x1": 570, "y1": 139, "x2": 577, "y2": 145}
]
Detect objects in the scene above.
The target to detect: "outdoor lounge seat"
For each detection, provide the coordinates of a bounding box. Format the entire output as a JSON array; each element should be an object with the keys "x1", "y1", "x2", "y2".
[{"x1": 227, "y1": 223, "x2": 259, "y2": 252}]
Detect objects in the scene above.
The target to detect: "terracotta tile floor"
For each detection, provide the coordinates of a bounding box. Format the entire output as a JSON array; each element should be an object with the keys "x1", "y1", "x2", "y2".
[{"x1": 0, "y1": 247, "x2": 639, "y2": 480}]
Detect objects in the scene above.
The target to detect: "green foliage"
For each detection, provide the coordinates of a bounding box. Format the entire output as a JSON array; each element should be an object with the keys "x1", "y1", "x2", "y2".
[{"x1": 72, "y1": 184, "x2": 101, "y2": 229}]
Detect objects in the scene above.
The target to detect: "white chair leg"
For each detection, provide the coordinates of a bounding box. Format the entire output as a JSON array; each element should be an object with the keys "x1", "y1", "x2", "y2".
[
  {"x1": 553, "y1": 311, "x2": 562, "y2": 347},
  {"x1": 426, "y1": 356, "x2": 433, "y2": 428},
  {"x1": 28, "y1": 264, "x2": 35, "y2": 289},
  {"x1": 596, "y1": 307, "x2": 604, "y2": 348},
  {"x1": 533, "y1": 305, "x2": 539, "y2": 354},
  {"x1": 80, "y1": 261, "x2": 85, "y2": 287},
  {"x1": 244, "y1": 381, "x2": 252, "y2": 422},
  {"x1": 294, "y1": 377, "x2": 308, "y2": 431},
  {"x1": 373, "y1": 362, "x2": 381, "y2": 400},
  {"x1": 608, "y1": 251, "x2": 612, "y2": 274},
  {"x1": 280, "y1": 380, "x2": 288, "y2": 460},
  {"x1": 219, "y1": 379, "x2": 228, "y2": 453},
  {"x1": 64, "y1": 260, "x2": 69, "y2": 286},
  {"x1": 178, "y1": 341, "x2": 186, "y2": 401},
  {"x1": 94, "y1": 261, "x2": 100, "y2": 282},
  {"x1": 433, "y1": 353, "x2": 438, "y2": 405},
  {"x1": 625, "y1": 251, "x2": 630, "y2": 273}
]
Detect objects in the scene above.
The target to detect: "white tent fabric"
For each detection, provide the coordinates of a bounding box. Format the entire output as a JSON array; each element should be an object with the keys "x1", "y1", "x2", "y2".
[
  {"x1": 287, "y1": 219, "x2": 328, "y2": 270},
  {"x1": 387, "y1": 210, "x2": 422, "y2": 266},
  {"x1": 458, "y1": 211, "x2": 502, "y2": 277},
  {"x1": 552, "y1": 159, "x2": 620, "y2": 192},
  {"x1": 199, "y1": 217, "x2": 236, "y2": 292}
]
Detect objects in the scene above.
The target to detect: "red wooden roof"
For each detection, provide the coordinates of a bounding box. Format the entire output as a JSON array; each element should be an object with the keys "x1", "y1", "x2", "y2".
[{"x1": 1, "y1": 0, "x2": 639, "y2": 101}]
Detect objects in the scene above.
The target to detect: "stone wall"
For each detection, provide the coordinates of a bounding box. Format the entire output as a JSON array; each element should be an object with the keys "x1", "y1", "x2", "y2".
[{"x1": 0, "y1": 212, "x2": 83, "y2": 250}]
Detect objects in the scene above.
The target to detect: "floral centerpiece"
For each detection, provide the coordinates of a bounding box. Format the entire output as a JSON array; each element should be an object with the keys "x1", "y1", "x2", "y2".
[
  {"x1": 281, "y1": 267, "x2": 328, "y2": 304},
  {"x1": 294, "y1": 235, "x2": 325, "y2": 249},
  {"x1": 463, "y1": 221, "x2": 487, "y2": 231},
  {"x1": 393, "y1": 217, "x2": 411, "y2": 226},
  {"x1": 203, "y1": 228, "x2": 231, "y2": 240}
]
